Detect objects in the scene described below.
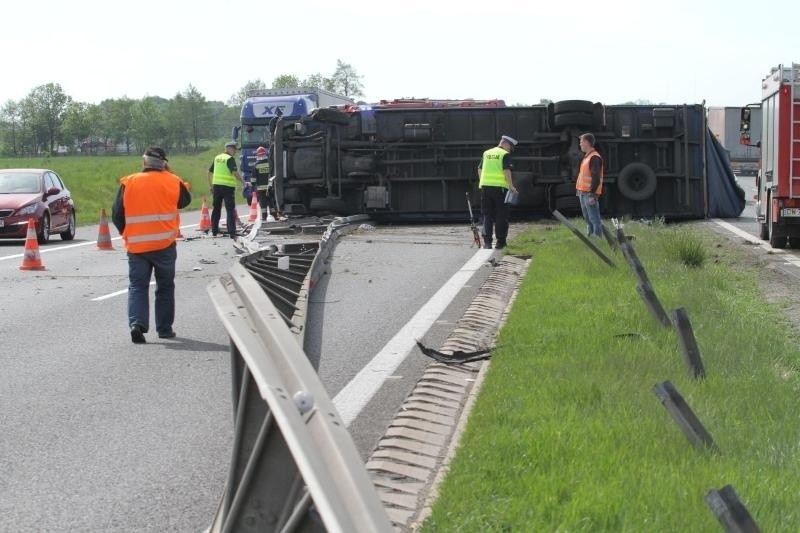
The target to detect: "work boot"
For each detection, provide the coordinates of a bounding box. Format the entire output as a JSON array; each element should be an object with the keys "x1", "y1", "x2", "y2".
[
  {"x1": 158, "y1": 329, "x2": 176, "y2": 339},
  {"x1": 483, "y1": 239, "x2": 492, "y2": 249},
  {"x1": 130, "y1": 324, "x2": 146, "y2": 344}
]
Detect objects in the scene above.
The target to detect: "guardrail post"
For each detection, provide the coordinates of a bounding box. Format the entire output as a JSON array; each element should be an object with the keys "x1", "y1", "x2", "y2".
[
  {"x1": 652, "y1": 380, "x2": 718, "y2": 452},
  {"x1": 705, "y1": 485, "x2": 761, "y2": 533},
  {"x1": 671, "y1": 308, "x2": 706, "y2": 379},
  {"x1": 551, "y1": 209, "x2": 616, "y2": 268}
]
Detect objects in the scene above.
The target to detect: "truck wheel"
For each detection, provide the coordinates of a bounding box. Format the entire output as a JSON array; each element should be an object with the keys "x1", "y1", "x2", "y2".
[
  {"x1": 553, "y1": 100, "x2": 595, "y2": 115},
  {"x1": 309, "y1": 107, "x2": 350, "y2": 125},
  {"x1": 617, "y1": 162, "x2": 657, "y2": 201},
  {"x1": 758, "y1": 221, "x2": 769, "y2": 240},
  {"x1": 768, "y1": 213, "x2": 787, "y2": 248},
  {"x1": 553, "y1": 112, "x2": 595, "y2": 128}
]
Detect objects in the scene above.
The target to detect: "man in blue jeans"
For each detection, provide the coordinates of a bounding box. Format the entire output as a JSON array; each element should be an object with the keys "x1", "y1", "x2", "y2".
[
  {"x1": 575, "y1": 133, "x2": 604, "y2": 237},
  {"x1": 112, "y1": 146, "x2": 192, "y2": 344}
]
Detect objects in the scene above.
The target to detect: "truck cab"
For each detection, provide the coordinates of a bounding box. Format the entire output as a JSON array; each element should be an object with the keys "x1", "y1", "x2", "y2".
[
  {"x1": 753, "y1": 63, "x2": 800, "y2": 248},
  {"x1": 233, "y1": 88, "x2": 353, "y2": 185}
]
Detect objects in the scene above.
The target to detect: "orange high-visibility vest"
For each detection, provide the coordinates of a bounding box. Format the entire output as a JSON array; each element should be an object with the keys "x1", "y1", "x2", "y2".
[
  {"x1": 120, "y1": 170, "x2": 186, "y2": 253},
  {"x1": 576, "y1": 149, "x2": 604, "y2": 195}
]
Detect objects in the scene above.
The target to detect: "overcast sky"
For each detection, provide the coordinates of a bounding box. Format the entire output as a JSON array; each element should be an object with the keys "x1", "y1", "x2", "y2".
[{"x1": 1, "y1": 0, "x2": 797, "y2": 108}]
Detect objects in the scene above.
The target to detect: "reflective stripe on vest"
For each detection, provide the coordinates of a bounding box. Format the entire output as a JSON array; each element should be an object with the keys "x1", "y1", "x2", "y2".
[
  {"x1": 576, "y1": 150, "x2": 603, "y2": 195},
  {"x1": 212, "y1": 153, "x2": 237, "y2": 187},
  {"x1": 479, "y1": 146, "x2": 509, "y2": 188},
  {"x1": 120, "y1": 171, "x2": 183, "y2": 253}
]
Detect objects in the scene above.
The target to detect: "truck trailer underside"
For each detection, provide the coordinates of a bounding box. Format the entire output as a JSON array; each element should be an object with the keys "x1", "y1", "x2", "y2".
[{"x1": 267, "y1": 101, "x2": 745, "y2": 221}]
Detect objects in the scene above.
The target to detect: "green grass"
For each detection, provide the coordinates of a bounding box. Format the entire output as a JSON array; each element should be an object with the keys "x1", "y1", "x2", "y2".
[
  {"x1": 0, "y1": 149, "x2": 220, "y2": 225},
  {"x1": 423, "y1": 221, "x2": 800, "y2": 532}
]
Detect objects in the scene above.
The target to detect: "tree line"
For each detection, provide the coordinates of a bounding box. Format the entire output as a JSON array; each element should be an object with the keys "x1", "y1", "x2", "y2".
[{"x1": 0, "y1": 60, "x2": 364, "y2": 158}]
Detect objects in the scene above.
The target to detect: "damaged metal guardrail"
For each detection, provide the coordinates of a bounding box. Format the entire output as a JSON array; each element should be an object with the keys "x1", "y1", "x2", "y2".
[{"x1": 206, "y1": 215, "x2": 392, "y2": 532}]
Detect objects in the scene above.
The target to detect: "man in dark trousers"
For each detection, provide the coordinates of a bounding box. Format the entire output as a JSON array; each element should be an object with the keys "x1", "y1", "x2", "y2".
[
  {"x1": 207, "y1": 141, "x2": 243, "y2": 239},
  {"x1": 251, "y1": 145, "x2": 275, "y2": 220},
  {"x1": 112, "y1": 146, "x2": 192, "y2": 344},
  {"x1": 477, "y1": 135, "x2": 518, "y2": 249}
]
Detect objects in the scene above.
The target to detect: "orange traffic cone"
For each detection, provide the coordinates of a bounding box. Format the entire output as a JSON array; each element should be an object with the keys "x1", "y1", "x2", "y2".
[
  {"x1": 19, "y1": 218, "x2": 45, "y2": 271},
  {"x1": 248, "y1": 193, "x2": 259, "y2": 222},
  {"x1": 198, "y1": 196, "x2": 211, "y2": 232},
  {"x1": 97, "y1": 208, "x2": 114, "y2": 250},
  {"x1": 176, "y1": 213, "x2": 184, "y2": 238}
]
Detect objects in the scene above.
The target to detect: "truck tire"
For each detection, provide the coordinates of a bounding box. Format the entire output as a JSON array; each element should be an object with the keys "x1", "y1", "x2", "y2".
[
  {"x1": 616, "y1": 162, "x2": 657, "y2": 201},
  {"x1": 553, "y1": 100, "x2": 595, "y2": 115},
  {"x1": 758, "y1": 221, "x2": 769, "y2": 240},
  {"x1": 553, "y1": 112, "x2": 595, "y2": 128},
  {"x1": 309, "y1": 107, "x2": 350, "y2": 125},
  {"x1": 768, "y1": 211, "x2": 787, "y2": 248}
]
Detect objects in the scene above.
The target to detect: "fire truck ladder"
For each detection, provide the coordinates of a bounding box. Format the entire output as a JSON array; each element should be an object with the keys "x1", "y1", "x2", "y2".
[{"x1": 792, "y1": 63, "x2": 800, "y2": 198}]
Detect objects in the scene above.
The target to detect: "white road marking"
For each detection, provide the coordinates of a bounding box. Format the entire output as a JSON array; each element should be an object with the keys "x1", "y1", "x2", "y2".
[
  {"x1": 711, "y1": 219, "x2": 800, "y2": 267},
  {"x1": 333, "y1": 248, "x2": 494, "y2": 426},
  {"x1": 91, "y1": 281, "x2": 156, "y2": 301}
]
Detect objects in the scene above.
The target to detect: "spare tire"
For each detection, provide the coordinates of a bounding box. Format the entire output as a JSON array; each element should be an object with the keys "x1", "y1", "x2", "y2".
[
  {"x1": 617, "y1": 162, "x2": 657, "y2": 201},
  {"x1": 553, "y1": 112, "x2": 595, "y2": 128},
  {"x1": 309, "y1": 107, "x2": 350, "y2": 125},
  {"x1": 553, "y1": 100, "x2": 595, "y2": 115}
]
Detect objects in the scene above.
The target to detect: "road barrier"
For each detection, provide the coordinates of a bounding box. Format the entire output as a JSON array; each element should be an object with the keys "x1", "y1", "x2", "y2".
[{"x1": 206, "y1": 217, "x2": 392, "y2": 532}]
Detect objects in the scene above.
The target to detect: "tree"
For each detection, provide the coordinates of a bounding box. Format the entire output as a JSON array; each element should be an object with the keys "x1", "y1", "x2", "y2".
[
  {"x1": 27, "y1": 83, "x2": 71, "y2": 154},
  {"x1": 272, "y1": 74, "x2": 301, "y2": 89},
  {"x1": 228, "y1": 79, "x2": 268, "y2": 107},
  {"x1": 330, "y1": 59, "x2": 364, "y2": 98},
  {"x1": 101, "y1": 98, "x2": 135, "y2": 154},
  {"x1": 130, "y1": 97, "x2": 167, "y2": 153},
  {"x1": 303, "y1": 73, "x2": 335, "y2": 92},
  {"x1": 0, "y1": 100, "x2": 23, "y2": 156},
  {"x1": 60, "y1": 101, "x2": 91, "y2": 153}
]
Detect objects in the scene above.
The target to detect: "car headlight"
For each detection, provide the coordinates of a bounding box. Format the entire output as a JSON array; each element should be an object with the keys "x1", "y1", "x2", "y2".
[{"x1": 15, "y1": 204, "x2": 38, "y2": 217}]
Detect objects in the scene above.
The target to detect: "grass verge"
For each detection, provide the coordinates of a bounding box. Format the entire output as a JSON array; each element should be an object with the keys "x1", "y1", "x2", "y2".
[{"x1": 422, "y1": 221, "x2": 800, "y2": 532}]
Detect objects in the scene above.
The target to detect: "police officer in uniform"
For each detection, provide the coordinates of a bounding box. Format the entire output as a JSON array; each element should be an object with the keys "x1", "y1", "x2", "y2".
[
  {"x1": 477, "y1": 135, "x2": 518, "y2": 249},
  {"x1": 207, "y1": 141, "x2": 243, "y2": 239}
]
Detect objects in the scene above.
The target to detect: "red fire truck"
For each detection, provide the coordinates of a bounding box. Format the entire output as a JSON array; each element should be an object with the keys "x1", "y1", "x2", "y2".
[{"x1": 751, "y1": 63, "x2": 800, "y2": 248}]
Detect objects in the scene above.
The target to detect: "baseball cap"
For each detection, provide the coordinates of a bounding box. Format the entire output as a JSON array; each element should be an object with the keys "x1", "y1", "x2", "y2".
[
  {"x1": 500, "y1": 135, "x2": 518, "y2": 146},
  {"x1": 225, "y1": 141, "x2": 238, "y2": 149}
]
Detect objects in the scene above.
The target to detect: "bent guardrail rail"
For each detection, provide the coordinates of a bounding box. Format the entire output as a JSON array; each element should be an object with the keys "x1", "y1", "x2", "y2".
[{"x1": 206, "y1": 215, "x2": 391, "y2": 532}]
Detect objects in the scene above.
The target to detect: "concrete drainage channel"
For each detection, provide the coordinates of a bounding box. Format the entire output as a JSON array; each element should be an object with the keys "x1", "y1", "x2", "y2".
[
  {"x1": 367, "y1": 255, "x2": 530, "y2": 530},
  {"x1": 212, "y1": 216, "x2": 530, "y2": 531}
]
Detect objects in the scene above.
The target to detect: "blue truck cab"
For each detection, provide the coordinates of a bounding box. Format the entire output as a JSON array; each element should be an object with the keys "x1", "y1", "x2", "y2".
[{"x1": 232, "y1": 88, "x2": 353, "y2": 184}]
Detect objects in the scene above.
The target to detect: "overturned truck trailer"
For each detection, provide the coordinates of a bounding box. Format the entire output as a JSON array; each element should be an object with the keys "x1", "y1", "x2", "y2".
[{"x1": 270, "y1": 99, "x2": 745, "y2": 220}]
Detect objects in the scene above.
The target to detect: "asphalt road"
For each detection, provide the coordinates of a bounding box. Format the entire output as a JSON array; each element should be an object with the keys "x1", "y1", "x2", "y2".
[{"x1": 0, "y1": 212, "x2": 490, "y2": 531}]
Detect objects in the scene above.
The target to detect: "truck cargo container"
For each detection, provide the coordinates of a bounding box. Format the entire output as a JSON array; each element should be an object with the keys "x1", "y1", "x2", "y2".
[{"x1": 265, "y1": 98, "x2": 745, "y2": 221}]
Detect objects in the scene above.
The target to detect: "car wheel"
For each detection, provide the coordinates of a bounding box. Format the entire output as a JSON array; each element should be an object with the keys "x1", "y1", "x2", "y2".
[
  {"x1": 37, "y1": 212, "x2": 50, "y2": 245},
  {"x1": 616, "y1": 162, "x2": 657, "y2": 201},
  {"x1": 60, "y1": 210, "x2": 76, "y2": 241}
]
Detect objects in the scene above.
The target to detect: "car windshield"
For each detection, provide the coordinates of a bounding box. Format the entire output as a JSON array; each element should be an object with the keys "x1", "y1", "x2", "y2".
[{"x1": 0, "y1": 172, "x2": 40, "y2": 194}]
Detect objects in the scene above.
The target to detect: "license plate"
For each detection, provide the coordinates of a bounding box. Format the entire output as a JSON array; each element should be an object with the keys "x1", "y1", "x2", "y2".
[{"x1": 782, "y1": 208, "x2": 800, "y2": 217}]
